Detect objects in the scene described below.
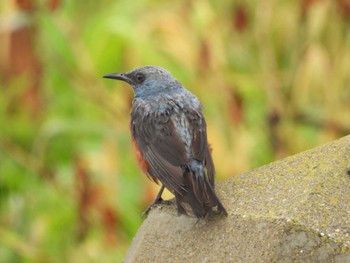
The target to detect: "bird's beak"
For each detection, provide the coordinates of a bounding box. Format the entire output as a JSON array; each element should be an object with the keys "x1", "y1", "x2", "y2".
[{"x1": 103, "y1": 72, "x2": 134, "y2": 85}]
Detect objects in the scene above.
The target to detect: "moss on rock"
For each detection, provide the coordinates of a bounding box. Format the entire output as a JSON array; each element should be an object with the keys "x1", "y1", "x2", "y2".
[{"x1": 125, "y1": 136, "x2": 350, "y2": 262}]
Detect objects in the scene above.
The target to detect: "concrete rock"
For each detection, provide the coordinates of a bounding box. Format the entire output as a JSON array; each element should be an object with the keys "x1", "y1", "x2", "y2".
[{"x1": 124, "y1": 135, "x2": 350, "y2": 262}]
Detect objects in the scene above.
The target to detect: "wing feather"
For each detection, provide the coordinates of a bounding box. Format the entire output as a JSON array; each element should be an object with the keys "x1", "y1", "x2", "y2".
[
  {"x1": 131, "y1": 103, "x2": 216, "y2": 195},
  {"x1": 131, "y1": 109, "x2": 188, "y2": 195}
]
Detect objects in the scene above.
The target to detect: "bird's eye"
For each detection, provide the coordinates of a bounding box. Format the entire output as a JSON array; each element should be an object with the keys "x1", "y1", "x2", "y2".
[{"x1": 135, "y1": 73, "x2": 145, "y2": 83}]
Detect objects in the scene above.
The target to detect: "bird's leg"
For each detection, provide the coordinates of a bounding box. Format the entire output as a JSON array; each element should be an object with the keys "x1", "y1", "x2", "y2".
[{"x1": 142, "y1": 185, "x2": 166, "y2": 217}]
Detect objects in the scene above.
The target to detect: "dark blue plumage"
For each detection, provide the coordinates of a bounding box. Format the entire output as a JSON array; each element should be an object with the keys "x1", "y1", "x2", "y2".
[{"x1": 104, "y1": 66, "x2": 227, "y2": 218}]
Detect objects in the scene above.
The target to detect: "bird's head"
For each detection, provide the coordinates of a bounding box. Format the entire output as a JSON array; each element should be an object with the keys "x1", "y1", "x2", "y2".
[{"x1": 103, "y1": 66, "x2": 182, "y2": 98}]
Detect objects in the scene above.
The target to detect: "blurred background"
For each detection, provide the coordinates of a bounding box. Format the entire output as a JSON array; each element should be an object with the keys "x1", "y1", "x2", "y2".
[{"x1": 0, "y1": 0, "x2": 349, "y2": 262}]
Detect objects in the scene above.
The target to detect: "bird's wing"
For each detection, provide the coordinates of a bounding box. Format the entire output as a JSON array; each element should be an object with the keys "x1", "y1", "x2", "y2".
[
  {"x1": 131, "y1": 110, "x2": 188, "y2": 195},
  {"x1": 188, "y1": 111, "x2": 215, "y2": 186}
]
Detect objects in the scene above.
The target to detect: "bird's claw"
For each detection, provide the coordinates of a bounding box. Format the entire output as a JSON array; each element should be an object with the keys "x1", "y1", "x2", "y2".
[{"x1": 142, "y1": 198, "x2": 173, "y2": 217}]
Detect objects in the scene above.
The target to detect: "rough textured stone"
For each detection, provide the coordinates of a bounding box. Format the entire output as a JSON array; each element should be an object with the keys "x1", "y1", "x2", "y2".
[{"x1": 124, "y1": 135, "x2": 350, "y2": 262}]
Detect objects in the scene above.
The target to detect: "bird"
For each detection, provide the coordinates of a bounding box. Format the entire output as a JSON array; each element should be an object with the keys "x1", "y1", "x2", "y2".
[{"x1": 103, "y1": 66, "x2": 227, "y2": 218}]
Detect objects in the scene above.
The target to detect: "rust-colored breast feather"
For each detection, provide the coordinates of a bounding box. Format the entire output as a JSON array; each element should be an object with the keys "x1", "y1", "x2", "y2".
[
  {"x1": 131, "y1": 138, "x2": 148, "y2": 173},
  {"x1": 131, "y1": 137, "x2": 159, "y2": 184}
]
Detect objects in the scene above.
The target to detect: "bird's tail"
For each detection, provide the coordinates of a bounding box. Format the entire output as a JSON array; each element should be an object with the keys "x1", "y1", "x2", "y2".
[{"x1": 182, "y1": 161, "x2": 227, "y2": 218}]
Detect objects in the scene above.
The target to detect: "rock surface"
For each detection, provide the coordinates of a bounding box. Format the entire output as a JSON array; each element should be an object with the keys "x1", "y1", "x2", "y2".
[{"x1": 124, "y1": 136, "x2": 350, "y2": 262}]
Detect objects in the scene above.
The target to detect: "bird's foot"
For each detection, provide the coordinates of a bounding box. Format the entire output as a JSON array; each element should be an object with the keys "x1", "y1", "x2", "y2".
[
  {"x1": 142, "y1": 198, "x2": 173, "y2": 217},
  {"x1": 175, "y1": 198, "x2": 188, "y2": 216}
]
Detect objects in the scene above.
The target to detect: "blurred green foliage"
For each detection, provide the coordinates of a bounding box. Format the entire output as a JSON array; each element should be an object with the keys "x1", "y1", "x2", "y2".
[{"x1": 0, "y1": 0, "x2": 349, "y2": 262}]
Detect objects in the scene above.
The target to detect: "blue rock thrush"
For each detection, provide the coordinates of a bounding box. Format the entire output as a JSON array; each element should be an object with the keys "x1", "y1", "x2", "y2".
[{"x1": 103, "y1": 66, "x2": 227, "y2": 218}]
